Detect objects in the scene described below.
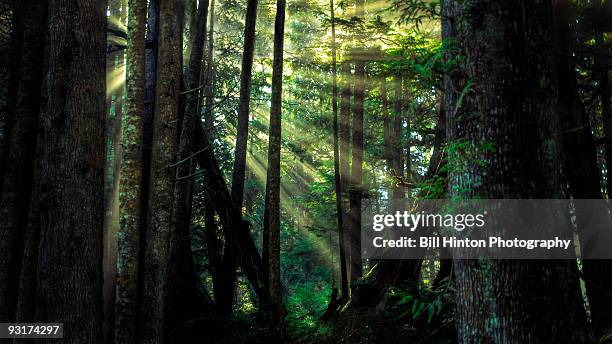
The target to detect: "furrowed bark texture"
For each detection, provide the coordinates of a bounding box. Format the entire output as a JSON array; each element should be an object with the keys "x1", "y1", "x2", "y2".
[
  {"x1": 444, "y1": 0, "x2": 589, "y2": 342},
  {"x1": 114, "y1": 0, "x2": 146, "y2": 342},
  {"x1": 35, "y1": 0, "x2": 107, "y2": 342},
  {"x1": 141, "y1": 0, "x2": 183, "y2": 341}
]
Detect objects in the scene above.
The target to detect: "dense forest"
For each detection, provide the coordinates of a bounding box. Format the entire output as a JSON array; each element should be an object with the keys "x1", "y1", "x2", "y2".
[{"x1": 1, "y1": 0, "x2": 612, "y2": 342}]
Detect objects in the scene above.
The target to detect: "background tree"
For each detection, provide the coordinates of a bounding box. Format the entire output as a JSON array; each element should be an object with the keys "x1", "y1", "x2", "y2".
[{"x1": 114, "y1": 0, "x2": 146, "y2": 342}]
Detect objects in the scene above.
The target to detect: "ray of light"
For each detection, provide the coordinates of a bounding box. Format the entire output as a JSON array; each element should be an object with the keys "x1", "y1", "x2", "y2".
[{"x1": 106, "y1": 63, "x2": 126, "y2": 98}]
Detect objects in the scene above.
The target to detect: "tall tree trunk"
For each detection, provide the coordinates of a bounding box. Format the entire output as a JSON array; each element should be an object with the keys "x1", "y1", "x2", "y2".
[
  {"x1": 230, "y1": 0, "x2": 258, "y2": 209},
  {"x1": 141, "y1": 0, "x2": 183, "y2": 341},
  {"x1": 0, "y1": 0, "x2": 45, "y2": 323},
  {"x1": 114, "y1": 0, "x2": 147, "y2": 342},
  {"x1": 554, "y1": 0, "x2": 612, "y2": 336},
  {"x1": 265, "y1": 0, "x2": 286, "y2": 336},
  {"x1": 169, "y1": 0, "x2": 209, "y2": 329},
  {"x1": 348, "y1": 0, "x2": 366, "y2": 282},
  {"x1": 330, "y1": 0, "x2": 348, "y2": 299},
  {"x1": 221, "y1": 0, "x2": 259, "y2": 316},
  {"x1": 444, "y1": 0, "x2": 589, "y2": 342},
  {"x1": 35, "y1": 0, "x2": 107, "y2": 342},
  {"x1": 339, "y1": 60, "x2": 351, "y2": 286}
]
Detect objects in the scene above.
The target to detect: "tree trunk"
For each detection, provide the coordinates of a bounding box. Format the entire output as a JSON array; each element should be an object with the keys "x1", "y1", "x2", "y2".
[
  {"x1": 230, "y1": 0, "x2": 258, "y2": 209},
  {"x1": 554, "y1": 0, "x2": 612, "y2": 336},
  {"x1": 35, "y1": 0, "x2": 107, "y2": 341},
  {"x1": 339, "y1": 61, "x2": 351, "y2": 287},
  {"x1": 168, "y1": 0, "x2": 209, "y2": 329},
  {"x1": 265, "y1": 0, "x2": 286, "y2": 336},
  {"x1": 114, "y1": 0, "x2": 146, "y2": 342},
  {"x1": 221, "y1": 0, "x2": 259, "y2": 316},
  {"x1": 348, "y1": 0, "x2": 365, "y2": 282},
  {"x1": 444, "y1": 0, "x2": 589, "y2": 342},
  {"x1": 0, "y1": 0, "x2": 45, "y2": 323},
  {"x1": 141, "y1": 0, "x2": 183, "y2": 341},
  {"x1": 330, "y1": 0, "x2": 348, "y2": 300}
]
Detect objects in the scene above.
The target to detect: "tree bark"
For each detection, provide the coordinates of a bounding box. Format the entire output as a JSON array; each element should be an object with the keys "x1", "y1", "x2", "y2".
[
  {"x1": 0, "y1": 0, "x2": 45, "y2": 323},
  {"x1": 339, "y1": 61, "x2": 351, "y2": 287},
  {"x1": 35, "y1": 0, "x2": 107, "y2": 341},
  {"x1": 265, "y1": 0, "x2": 286, "y2": 336},
  {"x1": 348, "y1": 0, "x2": 365, "y2": 282},
  {"x1": 444, "y1": 0, "x2": 589, "y2": 342},
  {"x1": 114, "y1": 0, "x2": 146, "y2": 342},
  {"x1": 230, "y1": 0, "x2": 258, "y2": 209},
  {"x1": 141, "y1": 0, "x2": 183, "y2": 341},
  {"x1": 330, "y1": 0, "x2": 348, "y2": 300},
  {"x1": 554, "y1": 0, "x2": 612, "y2": 336}
]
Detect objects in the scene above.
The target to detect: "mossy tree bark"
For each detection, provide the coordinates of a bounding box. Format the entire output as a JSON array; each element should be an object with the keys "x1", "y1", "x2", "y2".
[
  {"x1": 141, "y1": 0, "x2": 183, "y2": 341},
  {"x1": 114, "y1": 0, "x2": 147, "y2": 342}
]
